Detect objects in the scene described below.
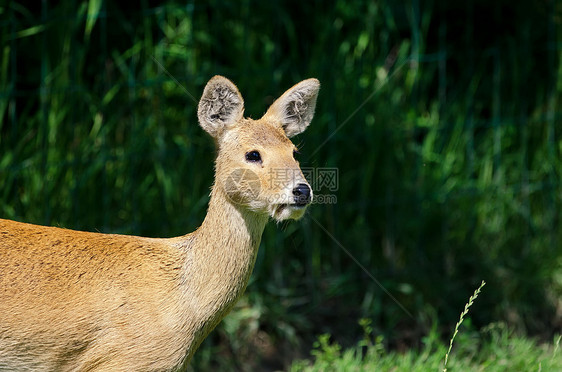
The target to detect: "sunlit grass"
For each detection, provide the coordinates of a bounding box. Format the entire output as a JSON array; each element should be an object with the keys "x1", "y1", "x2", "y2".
[{"x1": 291, "y1": 320, "x2": 562, "y2": 372}]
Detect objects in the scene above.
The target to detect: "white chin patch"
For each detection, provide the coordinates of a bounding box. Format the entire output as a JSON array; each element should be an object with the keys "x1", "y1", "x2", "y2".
[{"x1": 271, "y1": 204, "x2": 307, "y2": 221}]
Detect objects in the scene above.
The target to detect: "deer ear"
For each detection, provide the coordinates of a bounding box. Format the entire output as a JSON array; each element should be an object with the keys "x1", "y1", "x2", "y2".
[
  {"x1": 263, "y1": 78, "x2": 320, "y2": 137},
  {"x1": 197, "y1": 76, "x2": 244, "y2": 138}
]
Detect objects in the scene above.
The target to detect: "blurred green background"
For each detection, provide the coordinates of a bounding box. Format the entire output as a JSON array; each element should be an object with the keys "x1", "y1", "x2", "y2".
[{"x1": 1, "y1": 1, "x2": 561, "y2": 370}]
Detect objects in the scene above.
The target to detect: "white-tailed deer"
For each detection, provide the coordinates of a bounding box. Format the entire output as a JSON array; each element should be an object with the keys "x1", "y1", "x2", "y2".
[{"x1": 0, "y1": 76, "x2": 320, "y2": 371}]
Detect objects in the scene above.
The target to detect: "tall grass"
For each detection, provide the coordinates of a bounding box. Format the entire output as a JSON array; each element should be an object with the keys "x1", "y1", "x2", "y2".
[
  {"x1": 1, "y1": 1, "x2": 561, "y2": 370},
  {"x1": 443, "y1": 281, "x2": 485, "y2": 371}
]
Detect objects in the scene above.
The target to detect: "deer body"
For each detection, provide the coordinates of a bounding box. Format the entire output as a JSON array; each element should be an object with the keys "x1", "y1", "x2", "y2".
[{"x1": 0, "y1": 76, "x2": 320, "y2": 371}]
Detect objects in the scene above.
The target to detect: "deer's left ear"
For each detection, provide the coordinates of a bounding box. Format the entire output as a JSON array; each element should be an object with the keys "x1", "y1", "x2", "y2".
[{"x1": 263, "y1": 79, "x2": 320, "y2": 137}]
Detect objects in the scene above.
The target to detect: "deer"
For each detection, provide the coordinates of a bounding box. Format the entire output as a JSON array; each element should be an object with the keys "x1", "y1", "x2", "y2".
[{"x1": 0, "y1": 75, "x2": 320, "y2": 371}]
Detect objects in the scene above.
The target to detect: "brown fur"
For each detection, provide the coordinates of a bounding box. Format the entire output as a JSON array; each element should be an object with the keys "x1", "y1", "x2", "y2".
[{"x1": 0, "y1": 76, "x2": 319, "y2": 371}]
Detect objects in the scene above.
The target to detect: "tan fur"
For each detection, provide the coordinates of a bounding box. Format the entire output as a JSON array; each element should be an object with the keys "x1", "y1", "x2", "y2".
[{"x1": 0, "y1": 76, "x2": 320, "y2": 371}]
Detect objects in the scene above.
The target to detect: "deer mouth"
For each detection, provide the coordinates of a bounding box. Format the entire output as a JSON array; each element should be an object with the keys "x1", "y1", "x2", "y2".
[
  {"x1": 277, "y1": 203, "x2": 305, "y2": 212},
  {"x1": 272, "y1": 203, "x2": 308, "y2": 221}
]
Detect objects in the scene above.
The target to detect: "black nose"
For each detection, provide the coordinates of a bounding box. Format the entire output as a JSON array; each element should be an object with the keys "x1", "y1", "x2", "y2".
[{"x1": 293, "y1": 183, "x2": 312, "y2": 206}]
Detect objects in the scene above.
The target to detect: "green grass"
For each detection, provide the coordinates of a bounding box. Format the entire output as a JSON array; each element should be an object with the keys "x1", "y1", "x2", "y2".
[
  {"x1": 290, "y1": 322, "x2": 562, "y2": 372},
  {"x1": 290, "y1": 281, "x2": 561, "y2": 372},
  {"x1": 291, "y1": 287, "x2": 560, "y2": 372}
]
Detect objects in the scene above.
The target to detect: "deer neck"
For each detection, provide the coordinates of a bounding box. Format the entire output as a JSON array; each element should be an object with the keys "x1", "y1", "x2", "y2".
[{"x1": 185, "y1": 186, "x2": 268, "y2": 321}]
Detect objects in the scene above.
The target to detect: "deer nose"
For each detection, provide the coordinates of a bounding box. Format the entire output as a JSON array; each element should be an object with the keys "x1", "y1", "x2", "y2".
[{"x1": 293, "y1": 183, "x2": 312, "y2": 206}]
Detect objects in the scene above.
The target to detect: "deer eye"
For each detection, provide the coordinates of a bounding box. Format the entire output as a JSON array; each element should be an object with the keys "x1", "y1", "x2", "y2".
[{"x1": 245, "y1": 150, "x2": 262, "y2": 163}]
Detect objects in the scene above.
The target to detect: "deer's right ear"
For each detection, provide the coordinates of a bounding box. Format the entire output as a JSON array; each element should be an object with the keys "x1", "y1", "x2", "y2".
[{"x1": 197, "y1": 76, "x2": 244, "y2": 138}]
